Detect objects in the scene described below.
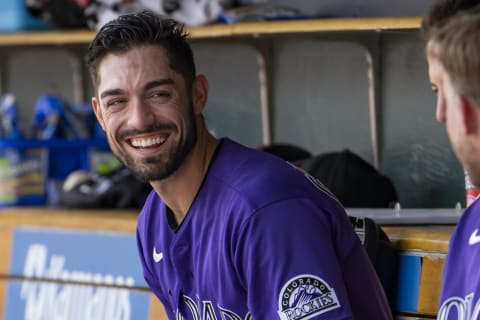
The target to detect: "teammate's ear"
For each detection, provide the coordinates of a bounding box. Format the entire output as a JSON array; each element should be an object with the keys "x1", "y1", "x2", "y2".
[
  {"x1": 192, "y1": 75, "x2": 208, "y2": 115},
  {"x1": 460, "y1": 96, "x2": 478, "y2": 135},
  {"x1": 92, "y1": 97, "x2": 106, "y2": 131}
]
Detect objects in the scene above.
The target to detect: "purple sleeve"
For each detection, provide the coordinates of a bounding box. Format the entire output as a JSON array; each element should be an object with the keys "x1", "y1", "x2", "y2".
[
  {"x1": 234, "y1": 198, "x2": 391, "y2": 319},
  {"x1": 437, "y1": 203, "x2": 480, "y2": 320}
]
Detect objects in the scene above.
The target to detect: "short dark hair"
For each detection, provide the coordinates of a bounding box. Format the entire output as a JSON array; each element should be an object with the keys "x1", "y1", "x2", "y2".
[
  {"x1": 85, "y1": 10, "x2": 196, "y2": 92},
  {"x1": 421, "y1": 0, "x2": 480, "y2": 38}
]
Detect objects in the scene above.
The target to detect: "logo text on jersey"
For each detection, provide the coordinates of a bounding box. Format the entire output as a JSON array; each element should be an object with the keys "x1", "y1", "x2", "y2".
[
  {"x1": 153, "y1": 247, "x2": 163, "y2": 263},
  {"x1": 277, "y1": 274, "x2": 340, "y2": 320},
  {"x1": 437, "y1": 292, "x2": 480, "y2": 319},
  {"x1": 177, "y1": 294, "x2": 252, "y2": 320}
]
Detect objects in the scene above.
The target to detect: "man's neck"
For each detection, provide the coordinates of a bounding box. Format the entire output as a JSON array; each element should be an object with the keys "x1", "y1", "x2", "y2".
[{"x1": 151, "y1": 130, "x2": 220, "y2": 225}]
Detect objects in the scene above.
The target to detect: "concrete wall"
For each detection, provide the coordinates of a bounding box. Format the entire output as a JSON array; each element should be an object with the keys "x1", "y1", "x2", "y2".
[{"x1": 1, "y1": 1, "x2": 466, "y2": 208}]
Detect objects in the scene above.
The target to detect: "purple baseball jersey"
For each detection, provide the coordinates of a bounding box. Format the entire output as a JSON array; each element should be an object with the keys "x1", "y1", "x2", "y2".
[
  {"x1": 437, "y1": 199, "x2": 480, "y2": 320},
  {"x1": 136, "y1": 138, "x2": 392, "y2": 319}
]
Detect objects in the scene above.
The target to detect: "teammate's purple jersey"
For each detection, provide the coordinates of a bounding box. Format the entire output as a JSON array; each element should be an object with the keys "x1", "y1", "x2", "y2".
[
  {"x1": 437, "y1": 199, "x2": 480, "y2": 320},
  {"x1": 136, "y1": 138, "x2": 392, "y2": 319}
]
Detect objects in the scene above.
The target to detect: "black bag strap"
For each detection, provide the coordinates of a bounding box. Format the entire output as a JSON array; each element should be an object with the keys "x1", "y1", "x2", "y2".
[{"x1": 349, "y1": 215, "x2": 380, "y2": 262}]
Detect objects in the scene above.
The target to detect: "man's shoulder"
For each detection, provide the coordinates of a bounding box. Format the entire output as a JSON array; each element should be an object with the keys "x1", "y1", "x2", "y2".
[{"x1": 212, "y1": 149, "x2": 324, "y2": 204}]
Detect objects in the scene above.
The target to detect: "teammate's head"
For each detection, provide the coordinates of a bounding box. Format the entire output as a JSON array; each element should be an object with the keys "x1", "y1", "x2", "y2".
[
  {"x1": 421, "y1": 0, "x2": 480, "y2": 38},
  {"x1": 85, "y1": 9, "x2": 196, "y2": 94},
  {"x1": 428, "y1": 8, "x2": 480, "y2": 113},
  {"x1": 427, "y1": 9, "x2": 480, "y2": 184},
  {"x1": 423, "y1": 0, "x2": 480, "y2": 124}
]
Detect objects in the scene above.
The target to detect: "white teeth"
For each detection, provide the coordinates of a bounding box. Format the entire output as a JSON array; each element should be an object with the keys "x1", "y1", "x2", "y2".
[{"x1": 131, "y1": 136, "x2": 165, "y2": 147}]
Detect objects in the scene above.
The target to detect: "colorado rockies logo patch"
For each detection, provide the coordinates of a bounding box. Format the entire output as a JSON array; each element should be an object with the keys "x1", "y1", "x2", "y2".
[{"x1": 277, "y1": 274, "x2": 340, "y2": 320}]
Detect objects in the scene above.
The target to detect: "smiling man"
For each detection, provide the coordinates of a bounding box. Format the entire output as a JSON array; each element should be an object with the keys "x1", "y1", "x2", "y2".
[{"x1": 85, "y1": 10, "x2": 392, "y2": 319}]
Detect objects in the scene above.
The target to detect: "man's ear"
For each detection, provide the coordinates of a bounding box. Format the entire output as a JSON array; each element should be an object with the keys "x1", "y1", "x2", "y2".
[
  {"x1": 192, "y1": 75, "x2": 208, "y2": 115},
  {"x1": 92, "y1": 97, "x2": 106, "y2": 131},
  {"x1": 461, "y1": 96, "x2": 479, "y2": 135}
]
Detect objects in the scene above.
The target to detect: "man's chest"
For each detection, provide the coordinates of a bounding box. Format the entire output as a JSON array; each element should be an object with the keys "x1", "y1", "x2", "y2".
[{"x1": 153, "y1": 231, "x2": 250, "y2": 319}]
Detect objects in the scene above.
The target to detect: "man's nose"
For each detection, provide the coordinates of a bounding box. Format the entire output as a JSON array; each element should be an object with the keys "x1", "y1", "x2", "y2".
[{"x1": 127, "y1": 99, "x2": 155, "y2": 127}]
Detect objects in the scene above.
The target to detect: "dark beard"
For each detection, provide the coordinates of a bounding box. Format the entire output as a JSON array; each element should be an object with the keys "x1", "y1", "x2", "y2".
[{"x1": 111, "y1": 107, "x2": 198, "y2": 183}]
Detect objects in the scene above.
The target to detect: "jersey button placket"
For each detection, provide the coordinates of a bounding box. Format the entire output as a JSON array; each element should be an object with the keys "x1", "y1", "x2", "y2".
[
  {"x1": 171, "y1": 242, "x2": 192, "y2": 302},
  {"x1": 177, "y1": 244, "x2": 193, "y2": 290}
]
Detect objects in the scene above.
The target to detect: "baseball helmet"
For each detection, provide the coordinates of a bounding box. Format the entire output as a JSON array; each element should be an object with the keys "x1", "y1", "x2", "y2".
[
  {"x1": 60, "y1": 166, "x2": 152, "y2": 208},
  {"x1": 301, "y1": 149, "x2": 398, "y2": 208}
]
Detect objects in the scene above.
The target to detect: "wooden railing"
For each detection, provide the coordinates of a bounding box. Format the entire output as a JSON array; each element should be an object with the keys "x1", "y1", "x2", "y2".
[
  {"x1": 0, "y1": 206, "x2": 450, "y2": 319},
  {"x1": 0, "y1": 16, "x2": 421, "y2": 46}
]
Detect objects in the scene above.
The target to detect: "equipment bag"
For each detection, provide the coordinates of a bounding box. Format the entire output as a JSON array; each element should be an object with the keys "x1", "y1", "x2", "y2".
[{"x1": 349, "y1": 215, "x2": 398, "y2": 315}]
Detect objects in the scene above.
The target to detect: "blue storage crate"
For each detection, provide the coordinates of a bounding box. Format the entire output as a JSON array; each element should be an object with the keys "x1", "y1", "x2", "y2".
[
  {"x1": 0, "y1": 138, "x2": 111, "y2": 207},
  {"x1": 0, "y1": 0, "x2": 48, "y2": 32},
  {"x1": 46, "y1": 138, "x2": 111, "y2": 206},
  {"x1": 47, "y1": 139, "x2": 110, "y2": 181}
]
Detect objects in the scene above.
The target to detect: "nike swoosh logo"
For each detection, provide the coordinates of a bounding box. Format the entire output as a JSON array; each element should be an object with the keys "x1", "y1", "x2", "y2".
[
  {"x1": 469, "y1": 229, "x2": 480, "y2": 246},
  {"x1": 153, "y1": 247, "x2": 164, "y2": 263}
]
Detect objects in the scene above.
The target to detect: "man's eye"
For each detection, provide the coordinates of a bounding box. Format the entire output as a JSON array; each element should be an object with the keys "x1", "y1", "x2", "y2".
[
  {"x1": 152, "y1": 91, "x2": 169, "y2": 98},
  {"x1": 149, "y1": 91, "x2": 170, "y2": 102},
  {"x1": 106, "y1": 99, "x2": 126, "y2": 107}
]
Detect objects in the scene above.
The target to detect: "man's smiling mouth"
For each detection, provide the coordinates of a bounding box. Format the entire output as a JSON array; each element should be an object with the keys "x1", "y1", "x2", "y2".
[{"x1": 130, "y1": 135, "x2": 167, "y2": 148}]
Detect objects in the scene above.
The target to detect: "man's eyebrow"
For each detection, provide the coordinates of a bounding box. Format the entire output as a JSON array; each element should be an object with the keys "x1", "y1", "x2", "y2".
[
  {"x1": 99, "y1": 79, "x2": 175, "y2": 99},
  {"x1": 100, "y1": 89, "x2": 126, "y2": 99},
  {"x1": 144, "y1": 78, "x2": 175, "y2": 91}
]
